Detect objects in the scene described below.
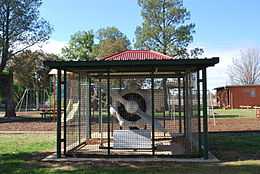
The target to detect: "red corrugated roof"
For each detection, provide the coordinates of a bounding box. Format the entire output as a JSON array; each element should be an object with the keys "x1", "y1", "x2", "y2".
[{"x1": 101, "y1": 50, "x2": 175, "y2": 61}]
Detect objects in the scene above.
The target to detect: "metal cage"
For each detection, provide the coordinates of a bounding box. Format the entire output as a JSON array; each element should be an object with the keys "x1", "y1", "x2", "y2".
[{"x1": 45, "y1": 57, "x2": 219, "y2": 159}]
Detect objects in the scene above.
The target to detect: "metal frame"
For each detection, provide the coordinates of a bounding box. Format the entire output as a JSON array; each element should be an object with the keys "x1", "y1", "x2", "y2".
[
  {"x1": 51, "y1": 57, "x2": 218, "y2": 159},
  {"x1": 57, "y1": 68, "x2": 62, "y2": 158},
  {"x1": 178, "y1": 77, "x2": 182, "y2": 134},
  {"x1": 88, "y1": 77, "x2": 92, "y2": 139},
  {"x1": 63, "y1": 70, "x2": 67, "y2": 155},
  {"x1": 107, "y1": 72, "x2": 111, "y2": 155},
  {"x1": 202, "y1": 68, "x2": 208, "y2": 159},
  {"x1": 151, "y1": 73, "x2": 155, "y2": 155},
  {"x1": 45, "y1": 58, "x2": 219, "y2": 71},
  {"x1": 78, "y1": 73, "x2": 81, "y2": 144},
  {"x1": 197, "y1": 70, "x2": 202, "y2": 156}
]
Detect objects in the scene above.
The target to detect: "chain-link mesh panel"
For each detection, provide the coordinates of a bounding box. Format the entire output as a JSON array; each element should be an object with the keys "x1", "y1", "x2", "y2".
[
  {"x1": 64, "y1": 73, "x2": 201, "y2": 157},
  {"x1": 65, "y1": 72, "x2": 80, "y2": 151},
  {"x1": 191, "y1": 72, "x2": 199, "y2": 154}
]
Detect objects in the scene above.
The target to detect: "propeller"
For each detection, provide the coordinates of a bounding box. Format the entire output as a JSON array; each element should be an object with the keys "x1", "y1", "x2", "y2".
[{"x1": 113, "y1": 92, "x2": 165, "y2": 132}]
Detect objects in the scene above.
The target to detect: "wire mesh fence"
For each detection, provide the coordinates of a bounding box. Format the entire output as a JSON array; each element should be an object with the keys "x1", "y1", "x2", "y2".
[{"x1": 64, "y1": 72, "x2": 201, "y2": 157}]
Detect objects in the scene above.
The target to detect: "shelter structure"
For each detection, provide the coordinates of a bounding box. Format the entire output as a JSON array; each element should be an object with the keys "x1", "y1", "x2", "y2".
[
  {"x1": 215, "y1": 85, "x2": 260, "y2": 109},
  {"x1": 45, "y1": 50, "x2": 219, "y2": 159}
]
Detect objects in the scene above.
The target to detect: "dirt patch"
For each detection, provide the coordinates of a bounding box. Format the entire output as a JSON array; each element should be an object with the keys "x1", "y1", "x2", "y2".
[
  {"x1": 0, "y1": 116, "x2": 56, "y2": 131},
  {"x1": 208, "y1": 118, "x2": 260, "y2": 132},
  {"x1": 0, "y1": 115, "x2": 260, "y2": 132},
  {"x1": 0, "y1": 122, "x2": 55, "y2": 131}
]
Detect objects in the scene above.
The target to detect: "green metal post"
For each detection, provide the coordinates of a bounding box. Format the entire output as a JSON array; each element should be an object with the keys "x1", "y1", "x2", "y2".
[
  {"x1": 163, "y1": 110, "x2": 166, "y2": 137},
  {"x1": 78, "y1": 73, "x2": 81, "y2": 144},
  {"x1": 63, "y1": 70, "x2": 67, "y2": 155},
  {"x1": 107, "y1": 73, "x2": 111, "y2": 155},
  {"x1": 56, "y1": 68, "x2": 62, "y2": 158},
  {"x1": 151, "y1": 74, "x2": 155, "y2": 156},
  {"x1": 88, "y1": 77, "x2": 92, "y2": 139},
  {"x1": 178, "y1": 77, "x2": 182, "y2": 133},
  {"x1": 183, "y1": 76, "x2": 186, "y2": 136},
  {"x1": 202, "y1": 68, "x2": 208, "y2": 159},
  {"x1": 119, "y1": 77, "x2": 122, "y2": 92},
  {"x1": 197, "y1": 70, "x2": 202, "y2": 156},
  {"x1": 98, "y1": 78, "x2": 102, "y2": 133}
]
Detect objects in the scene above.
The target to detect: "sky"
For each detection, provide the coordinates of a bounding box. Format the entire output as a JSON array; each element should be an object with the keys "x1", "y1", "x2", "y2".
[{"x1": 38, "y1": 0, "x2": 260, "y2": 90}]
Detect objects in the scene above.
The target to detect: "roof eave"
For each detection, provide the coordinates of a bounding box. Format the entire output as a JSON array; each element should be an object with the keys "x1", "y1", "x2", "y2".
[{"x1": 44, "y1": 57, "x2": 219, "y2": 73}]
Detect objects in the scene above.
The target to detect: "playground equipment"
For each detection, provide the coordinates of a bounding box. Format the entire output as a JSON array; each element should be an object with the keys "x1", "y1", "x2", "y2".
[
  {"x1": 208, "y1": 91, "x2": 216, "y2": 126},
  {"x1": 16, "y1": 88, "x2": 49, "y2": 112}
]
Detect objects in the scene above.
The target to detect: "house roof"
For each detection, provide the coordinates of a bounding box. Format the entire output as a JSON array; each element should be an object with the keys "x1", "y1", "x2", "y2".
[
  {"x1": 215, "y1": 84, "x2": 260, "y2": 90},
  {"x1": 101, "y1": 50, "x2": 175, "y2": 61}
]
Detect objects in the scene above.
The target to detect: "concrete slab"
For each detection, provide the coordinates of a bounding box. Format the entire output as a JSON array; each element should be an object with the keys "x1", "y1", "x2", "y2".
[{"x1": 42, "y1": 152, "x2": 219, "y2": 163}]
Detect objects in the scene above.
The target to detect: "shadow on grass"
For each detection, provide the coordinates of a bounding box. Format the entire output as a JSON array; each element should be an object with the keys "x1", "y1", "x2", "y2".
[
  {"x1": 0, "y1": 116, "x2": 52, "y2": 123},
  {"x1": 209, "y1": 133, "x2": 260, "y2": 163},
  {"x1": 2, "y1": 152, "x2": 260, "y2": 174},
  {"x1": 214, "y1": 114, "x2": 241, "y2": 119}
]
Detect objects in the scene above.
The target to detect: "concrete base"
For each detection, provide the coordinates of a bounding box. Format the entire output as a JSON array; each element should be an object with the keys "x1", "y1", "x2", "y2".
[{"x1": 42, "y1": 152, "x2": 219, "y2": 163}]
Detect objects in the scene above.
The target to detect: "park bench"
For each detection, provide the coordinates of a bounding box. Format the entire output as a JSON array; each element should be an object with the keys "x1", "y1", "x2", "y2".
[
  {"x1": 239, "y1": 105, "x2": 252, "y2": 109},
  {"x1": 40, "y1": 108, "x2": 60, "y2": 121},
  {"x1": 40, "y1": 108, "x2": 64, "y2": 121},
  {"x1": 40, "y1": 110, "x2": 56, "y2": 121}
]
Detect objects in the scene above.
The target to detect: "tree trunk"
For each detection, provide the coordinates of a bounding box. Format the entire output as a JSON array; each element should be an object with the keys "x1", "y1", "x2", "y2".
[{"x1": 0, "y1": 72, "x2": 16, "y2": 117}]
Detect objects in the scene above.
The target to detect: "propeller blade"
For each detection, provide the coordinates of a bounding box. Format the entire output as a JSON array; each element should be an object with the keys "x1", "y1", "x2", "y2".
[
  {"x1": 114, "y1": 92, "x2": 128, "y2": 106},
  {"x1": 113, "y1": 91, "x2": 167, "y2": 133},
  {"x1": 136, "y1": 109, "x2": 165, "y2": 132},
  {"x1": 110, "y1": 105, "x2": 124, "y2": 127}
]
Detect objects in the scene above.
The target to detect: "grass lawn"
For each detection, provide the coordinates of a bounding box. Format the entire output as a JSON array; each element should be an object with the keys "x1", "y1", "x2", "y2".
[
  {"x1": 213, "y1": 109, "x2": 256, "y2": 119},
  {"x1": 94, "y1": 109, "x2": 256, "y2": 119},
  {"x1": 1, "y1": 133, "x2": 260, "y2": 174},
  {"x1": 209, "y1": 133, "x2": 260, "y2": 161}
]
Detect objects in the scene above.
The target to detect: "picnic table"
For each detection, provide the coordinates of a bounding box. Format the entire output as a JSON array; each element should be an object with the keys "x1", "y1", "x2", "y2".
[
  {"x1": 40, "y1": 108, "x2": 64, "y2": 121},
  {"x1": 40, "y1": 109, "x2": 56, "y2": 120}
]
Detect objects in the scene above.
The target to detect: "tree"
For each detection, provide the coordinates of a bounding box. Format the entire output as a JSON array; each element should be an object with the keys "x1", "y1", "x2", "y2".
[
  {"x1": 93, "y1": 27, "x2": 131, "y2": 58},
  {"x1": 61, "y1": 31, "x2": 94, "y2": 60},
  {"x1": 12, "y1": 50, "x2": 58, "y2": 89},
  {"x1": 228, "y1": 49, "x2": 260, "y2": 85},
  {"x1": 135, "y1": 0, "x2": 200, "y2": 110},
  {"x1": 135, "y1": 0, "x2": 195, "y2": 57},
  {"x1": 0, "y1": 0, "x2": 52, "y2": 117}
]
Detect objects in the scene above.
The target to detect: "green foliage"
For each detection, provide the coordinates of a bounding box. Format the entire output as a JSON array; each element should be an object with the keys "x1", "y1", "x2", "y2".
[
  {"x1": 0, "y1": 0, "x2": 52, "y2": 72},
  {"x1": 61, "y1": 31, "x2": 95, "y2": 60},
  {"x1": 96, "y1": 27, "x2": 129, "y2": 41},
  {"x1": 0, "y1": 0, "x2": 52, "y2": 117},
  {"x1": 62, "y1": 27, "x2": 131, "y2": 60},
  {"x1": 135, "y1": 0, "x2": 202, "y2": 58},
  {"x1": 11, "y1": 50, "x2": 59, "y2": 89},
  {"x1": 0, "y1": 86, "x2": 3, "y2": 102},
  {"x1": 12, "y1": 82, "x2": 25, "y2": 103},
  {"x1": 93, "y1": 27, "x2": 131, "y2": 58}
]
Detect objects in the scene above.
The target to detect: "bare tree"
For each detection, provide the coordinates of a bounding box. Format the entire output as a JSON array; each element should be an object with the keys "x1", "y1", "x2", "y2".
[{"x1": 228, "y1": 49, "x2": 260, "y2": 85}]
